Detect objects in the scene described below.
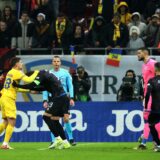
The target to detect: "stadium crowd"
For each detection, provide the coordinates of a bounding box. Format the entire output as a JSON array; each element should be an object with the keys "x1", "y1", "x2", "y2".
[{"x1": 0, "y1": 0, "x2": 160, "y2": 55}]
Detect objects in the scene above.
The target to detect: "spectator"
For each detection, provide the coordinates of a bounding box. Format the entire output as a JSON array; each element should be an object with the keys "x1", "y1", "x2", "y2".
[
  {"x1": 71, "y1": 24, "x2": 86, "y2": 54},
  {"x1": 95, "y1": 0, "x2": 113, "y2": 24},
  {"x1": 87, "y1": 15, "x2": 106, "y2": 54},
  {"x1": 127, "y1": 26, "x2": 145, "y2": 55},
  {"x1": 117, "y1": 69, "x2": 143, "y2": 101},
  {"x1": 154, "y1": 15, "x2": 160, "y2": 55},
  {"x1": 117, "y1": 1, "x2": 131, "y2": 25},
  {"x1": 73, "y1": 66, "x2": 91, "y2": 102},
  {"x1": 144, "y1": 14, "x2": 159, "y2": 48},
  {"x1": 50, "y1": 13, "x2": 73, "y2": 54},
  {"x1": 1, "y1": 5, "x2": 16, "y2": 34},
  {"x1": 128, "y1": 12, "x2": 147, "y2": 38},
  {"x1": 155, "y1": 8, "x2": 160, "y2": 25},
  {"x1": 144, "y1": 0, "x2": 160, "y2": 21},
  {"x1": 30, "y1": 0, "x2": 54, "y2": 23},
  {"x1": 105, "y1": 13, "x2": 129, "y2": 51},
  {"x1": 155, "y1": 8, "x2": 160, "y2": 18},
  {"x1": 32, "y1": 13, "x2": 50, "y2": 48},
  {"x1": 0, "y1": 21, "x2": 11, "y2": 48},
  {"x1": 11, "y1": 11, "x2": 35, "y2": 49}
]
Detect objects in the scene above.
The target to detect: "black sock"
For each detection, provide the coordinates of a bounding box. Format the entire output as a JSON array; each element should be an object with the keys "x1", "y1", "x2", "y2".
[
  {"x1": 52, "y1": 120, "x2": 66, "y2": 140},
  {"x1": 149, "y1": 124, "x2": 160, "y2": 146},
  {"x1": 43, "y1": 115, "x2": 59, "y2": 137}
]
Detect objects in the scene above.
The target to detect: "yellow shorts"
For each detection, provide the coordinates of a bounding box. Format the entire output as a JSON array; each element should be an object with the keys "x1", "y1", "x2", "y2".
[{"x1": 0, "y1": 96, "x2": 16, "y2": 119}]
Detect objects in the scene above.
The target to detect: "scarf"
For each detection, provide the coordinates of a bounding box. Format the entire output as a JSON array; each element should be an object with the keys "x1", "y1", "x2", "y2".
[
  {"x1": 36, "y1": 22, "x2": 49, "y2": 35},
  {"x1": 113, "y1": 0, "x2": 118, "y2": 13},
  {"x1": 120, "y1": 13, "x2": 131, "y2": 25},
  {"x1": 56, "y1": 18, "x2": 66, "y2": 44},
  {"x1": 113, "y1": 23, "x2": 120, "y2": 42},
  {"x1": 98, "y1": 0, "x2": 103, "y2": 14}
]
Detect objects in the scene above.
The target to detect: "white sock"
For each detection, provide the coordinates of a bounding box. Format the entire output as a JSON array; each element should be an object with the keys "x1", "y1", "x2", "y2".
[
  {"x1": 63, "y1": 139, "x2": 68, "y2": 143},
  {"x1": 2, "y1": 142, "x2": 8, "y2": 146},
  {"x1": 56, "y1": 136, "x2": 61, "y2": 140}
]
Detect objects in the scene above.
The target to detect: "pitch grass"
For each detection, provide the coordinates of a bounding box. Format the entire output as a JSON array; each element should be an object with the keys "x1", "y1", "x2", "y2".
[{"x1": 0, "y1": 142, "x2": 160, "y2": 160}]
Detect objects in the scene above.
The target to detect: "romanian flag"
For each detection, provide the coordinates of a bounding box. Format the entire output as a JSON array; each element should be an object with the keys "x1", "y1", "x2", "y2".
[
  {"x1": 69, "y1": 45, "x2": 77, "y2": 74},
  {"x1": 106, "y1": 48, "x2": 122, "y2": 67},
  {"x1": 70, "y1": 45, "x2": 76, "y2": 64}
]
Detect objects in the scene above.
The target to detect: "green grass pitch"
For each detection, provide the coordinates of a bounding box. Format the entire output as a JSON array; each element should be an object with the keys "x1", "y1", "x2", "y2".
[{"x1": 0, "y1": 142, "x2": 160, "y2": 160}]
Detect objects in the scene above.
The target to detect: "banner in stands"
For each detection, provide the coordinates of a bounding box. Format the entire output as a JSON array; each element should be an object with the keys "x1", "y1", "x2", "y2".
[
  {"x1": 16, "y1": 55, "x2": 160, "y2": 102},
  {"x1": 0, "y1": 102, "x2": 147, "y2": 142}
]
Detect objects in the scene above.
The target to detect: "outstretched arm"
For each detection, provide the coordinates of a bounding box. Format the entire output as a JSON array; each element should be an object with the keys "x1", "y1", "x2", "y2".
[
  {"x1": 13, "y1": 81, "x2": 45, "y2": 91},
  {"x1": 13, "y1": 81, "x2": 36, "y2": 90}
]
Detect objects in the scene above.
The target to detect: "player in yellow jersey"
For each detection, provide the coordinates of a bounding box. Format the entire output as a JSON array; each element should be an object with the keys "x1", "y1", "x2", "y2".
[{"x1": 0, "y1": 57, "x2": 39, "y2": 149}]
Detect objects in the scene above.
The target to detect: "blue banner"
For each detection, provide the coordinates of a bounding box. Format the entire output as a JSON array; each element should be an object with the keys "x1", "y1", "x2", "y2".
[{"x1": 0, "y1": 102, "x2": 147, "y2": 142}]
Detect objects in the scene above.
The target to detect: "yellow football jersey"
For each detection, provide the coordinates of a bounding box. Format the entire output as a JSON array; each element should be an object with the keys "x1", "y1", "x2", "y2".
[
  {"x1": 2, "y1": 69, "x2": 39, "y2": 100},
  {"x1": 2, "y1": 69, "x2": 25, "y2": 100}
]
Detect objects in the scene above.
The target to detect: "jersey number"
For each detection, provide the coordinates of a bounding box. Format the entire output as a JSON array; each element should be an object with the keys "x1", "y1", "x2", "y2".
[{"x1": 4, "y1": 78, "x2": 12, "y2": 89}]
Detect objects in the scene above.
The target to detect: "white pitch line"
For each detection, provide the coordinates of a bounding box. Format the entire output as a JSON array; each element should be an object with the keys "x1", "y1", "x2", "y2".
[{"x1": 37, "y1": 147, "x2": 49, "y2": 151}]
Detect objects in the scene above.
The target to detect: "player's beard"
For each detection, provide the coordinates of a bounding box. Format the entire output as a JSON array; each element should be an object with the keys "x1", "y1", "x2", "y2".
[{"x1": 138, "y1": 57, "x2": 144, "y2": 61}]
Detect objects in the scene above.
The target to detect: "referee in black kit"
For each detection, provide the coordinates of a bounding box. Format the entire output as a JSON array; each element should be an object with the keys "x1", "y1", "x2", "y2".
[{"x1": 145, "y1": 62, "x2": 160, "y2": 152}]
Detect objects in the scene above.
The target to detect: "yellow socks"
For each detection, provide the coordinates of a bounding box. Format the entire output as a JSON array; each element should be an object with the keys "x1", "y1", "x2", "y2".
[{"x1": 4, "y1": 124, "x2": 14, "y2": 143}]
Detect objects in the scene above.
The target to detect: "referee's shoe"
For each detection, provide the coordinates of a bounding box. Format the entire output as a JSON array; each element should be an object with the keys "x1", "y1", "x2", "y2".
[{"x1": 69, "y1": 139, "x2": 76, "y2": 146}]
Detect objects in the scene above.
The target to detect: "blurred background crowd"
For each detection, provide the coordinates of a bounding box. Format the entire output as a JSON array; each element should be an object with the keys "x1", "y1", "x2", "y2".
[{"x1": 0, "y1": 0, "x2": 160, "y2": 55}]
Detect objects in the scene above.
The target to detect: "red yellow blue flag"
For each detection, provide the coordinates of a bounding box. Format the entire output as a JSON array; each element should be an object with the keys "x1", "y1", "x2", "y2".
[{"x1": 106, "y1": 49, "x2": 122, "y2": 67}]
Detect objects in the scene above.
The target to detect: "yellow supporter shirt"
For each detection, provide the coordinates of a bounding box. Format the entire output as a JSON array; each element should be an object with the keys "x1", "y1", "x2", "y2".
[{"x1": 2, "y1": 69, "x2": 39, "y2": 100}]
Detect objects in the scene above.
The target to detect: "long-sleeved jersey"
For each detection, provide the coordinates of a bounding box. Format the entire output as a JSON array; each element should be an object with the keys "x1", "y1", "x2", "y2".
[
  {"x1": 13, "y1": 70, "x2": 65, "y2": 98},
  {"x1": 142, "y1": 58, "x2": 156, "y2": 96},
  {"x1": 2, "y1": 69, "x2": 38, "y2": 100},
  {"x1": 42, "y1": 68, "x2": 73, "y2": 101},
  {"x1": 145, "y1": 75, "x2": 160, "y2": 112}
]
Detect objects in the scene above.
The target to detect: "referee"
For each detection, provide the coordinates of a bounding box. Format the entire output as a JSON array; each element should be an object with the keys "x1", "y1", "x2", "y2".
[{"x1": 145, "y1": 62, "x2": 160, "y2": 152}]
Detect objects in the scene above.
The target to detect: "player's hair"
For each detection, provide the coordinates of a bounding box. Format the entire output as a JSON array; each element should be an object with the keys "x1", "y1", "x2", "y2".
[
  {"x1": 10, "y1": 57, "x2": 21, "y2": 68},
  {"x1": 155, "y1": 62, "x2": 160, "y2": 72},
  {"x1": 53, "y1": 55, "x2": 61, "y2": 59},
  {"x1": 137, "y1": 47, "x2": 150, "y2": 55},
  {"x1": 21, "y1": 10, "x2": 29, "y2": 16},
  {"x1": 25, "y1": 71, "x2": 34, "y2": 76}
]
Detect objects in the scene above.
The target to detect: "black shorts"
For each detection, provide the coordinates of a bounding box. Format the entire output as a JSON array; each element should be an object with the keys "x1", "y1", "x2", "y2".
[
  {"x1": 148, "y1": 113, "x2": 160, "y2": 125},
  {"x1": 45, "y1": 95, "x2": 70, "y2": 117}
]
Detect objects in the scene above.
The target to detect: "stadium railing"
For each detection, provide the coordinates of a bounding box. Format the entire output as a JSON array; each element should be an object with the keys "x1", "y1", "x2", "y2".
[{"x1": 16, "y1": 47, "x2": 160, "y2": 55}]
